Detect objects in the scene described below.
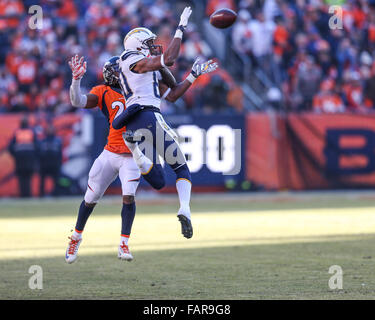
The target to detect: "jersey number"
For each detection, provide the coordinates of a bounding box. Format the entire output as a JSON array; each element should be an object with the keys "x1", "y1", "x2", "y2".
[
  {"x1": 120, "y1": 71, "x2": 133, "y2": 100},
  {"x1": 112, "y1": 101, "x2": 125, "y2": 119},
  {"x1": 120, "y1": 71, "x2": 160, "y2": 100}
]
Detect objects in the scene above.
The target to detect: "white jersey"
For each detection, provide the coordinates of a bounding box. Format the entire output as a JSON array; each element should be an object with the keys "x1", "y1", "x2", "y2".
[{"x1": 118, "y1": 50, "x2": 162, "y2": 109}]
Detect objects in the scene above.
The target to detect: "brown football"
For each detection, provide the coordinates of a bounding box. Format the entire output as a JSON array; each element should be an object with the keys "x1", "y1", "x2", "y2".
[{"x1": 209, "y1": 8, "x2": 237, "y2": 29}]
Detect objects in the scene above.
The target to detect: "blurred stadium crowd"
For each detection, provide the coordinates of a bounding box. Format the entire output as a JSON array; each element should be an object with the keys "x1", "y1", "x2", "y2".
[
  {"x1": 1, "y1": 0, "x2": 375, "y2": 115},
  {"x1": 232, "y1": 0, "x2": 375, "y2": 113},
  {"x1": 0, "y1": 0, "x2": 243, "y2": 116}
]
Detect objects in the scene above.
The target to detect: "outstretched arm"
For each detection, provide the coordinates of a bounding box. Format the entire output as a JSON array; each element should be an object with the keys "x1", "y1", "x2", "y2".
[
  {"x1": 69, "y1": 55, "x2": 98, "y2": 109},
  {"x1": 159, "y1": 58, "x2": 218, "y2": 102},
  {"x1": 133, "y1": 7, "x2": 192, "y2": 73}
]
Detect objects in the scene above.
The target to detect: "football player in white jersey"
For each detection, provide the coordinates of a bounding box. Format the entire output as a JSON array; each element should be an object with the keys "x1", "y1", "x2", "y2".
[{"x1": 113, "y1": 7, "x2": 218, "y2": 239}]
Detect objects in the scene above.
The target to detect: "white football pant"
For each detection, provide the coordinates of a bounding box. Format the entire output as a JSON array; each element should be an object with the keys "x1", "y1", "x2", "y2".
[{"x1": 84, "y1": 149, "x2": 141, "y2": 204}]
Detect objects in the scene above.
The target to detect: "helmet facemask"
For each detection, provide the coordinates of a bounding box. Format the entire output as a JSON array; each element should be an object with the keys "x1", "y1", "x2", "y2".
[
  {"x1": 103, "y1": 60, "x2": 120, "y2": 86},
  {"x1": 142, "y1": 38, "x2": 163, "y2": 56}
]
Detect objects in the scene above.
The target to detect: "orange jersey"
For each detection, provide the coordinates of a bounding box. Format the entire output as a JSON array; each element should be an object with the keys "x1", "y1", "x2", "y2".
[{"x1": 89, "y1": 84, "x2": 130, "y2": 154}]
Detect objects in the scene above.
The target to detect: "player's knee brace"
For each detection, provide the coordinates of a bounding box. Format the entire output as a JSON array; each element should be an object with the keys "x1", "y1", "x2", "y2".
[{"x1": 174, "y1": 163, "x2": 191, "y2": 183}]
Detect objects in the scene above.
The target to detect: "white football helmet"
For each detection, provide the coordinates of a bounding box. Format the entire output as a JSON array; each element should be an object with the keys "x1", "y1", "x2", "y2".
[{"x1": 123, "y1": 27, "x2": 162, "y2": 56}]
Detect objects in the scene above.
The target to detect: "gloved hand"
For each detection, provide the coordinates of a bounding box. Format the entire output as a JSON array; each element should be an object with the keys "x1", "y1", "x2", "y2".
[
  {"x1": 178, "y1": 6, "x2": 192, "y2": 28},
  {"x1": 68, "y1": 55, "x2": 87, "y2": 80},
  {"x1": 191, "y1": 58, "x2": 218, "y2": 78}
]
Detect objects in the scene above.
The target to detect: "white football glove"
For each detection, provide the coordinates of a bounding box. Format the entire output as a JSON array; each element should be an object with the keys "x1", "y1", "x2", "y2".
[
  {"x1": 68, "y1": 55, "x2": 87, "y2": 80},
  {"x1": 179, "y1": 6, "x2": 192, "y2": 28},
  {"x1": 191, "y1": 58, "x2": 218, "y2": 78}
]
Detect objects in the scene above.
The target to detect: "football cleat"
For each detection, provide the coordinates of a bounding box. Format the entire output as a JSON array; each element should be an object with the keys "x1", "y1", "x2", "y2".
[
  {"x1": 177, "y1": 214, "x2": 193, "y2": 239},
  {"x1": 65, "y1": 236, "x2": 82, "y2": 264},
  {"x1": 118, "y1": 242, "x2": 134, "y2": 261}
]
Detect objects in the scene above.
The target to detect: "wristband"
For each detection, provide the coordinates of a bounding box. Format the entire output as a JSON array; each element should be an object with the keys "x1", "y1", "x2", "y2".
[
  {"x1": 186, "y1": 73, "x2": 197, "y2": 84},
  {"x1": 174, "y1": 26, "x2": 184, "y2": 39}
]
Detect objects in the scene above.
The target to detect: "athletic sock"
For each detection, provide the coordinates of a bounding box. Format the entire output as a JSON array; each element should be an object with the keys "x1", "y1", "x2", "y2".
[
  {"x1": 126, "y1": 142, "x2": 153, "y2": 174},
  {"x1": 120, "y1": 234, "x2": 130, "y2": 245},
  {"x1": 121, "y1": 202, "x2": 136, "y2": 236},
  {"x1": 75, "y1": 200, "x2": 94, "y2": 234},
  {"x1": 176, "y1": 178, "x2": 192, "y2": 220},
  {"x1": 72, "y1": 229, "x2": 82, "y2": 239}
]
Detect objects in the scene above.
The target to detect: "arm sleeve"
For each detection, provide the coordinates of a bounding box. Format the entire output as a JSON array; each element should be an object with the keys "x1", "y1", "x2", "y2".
[{"x1": 70, "y1": 79, "x2": 88, "y2": 108}]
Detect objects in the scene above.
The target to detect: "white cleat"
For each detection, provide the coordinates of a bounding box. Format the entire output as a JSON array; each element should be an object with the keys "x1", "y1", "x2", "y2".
[
  {"x1": 118, "y1": 242, "x2": 133, "y2": 261},
  {"x1": 65, "y1": 236, "x2": 82, "y2": 264}
]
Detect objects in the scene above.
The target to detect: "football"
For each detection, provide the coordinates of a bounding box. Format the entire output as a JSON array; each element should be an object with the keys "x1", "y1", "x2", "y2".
[{"x1": 209, "y1": 8, "x2": 237, "y2": 29}]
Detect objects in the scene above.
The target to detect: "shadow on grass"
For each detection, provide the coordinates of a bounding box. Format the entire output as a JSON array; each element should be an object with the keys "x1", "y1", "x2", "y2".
[
  {"x1": 2, "y1": 233, "x2": 375, "y2": 253},
  {"x1": 1, "y1": 233, "x2": 375, "y2": 300}
]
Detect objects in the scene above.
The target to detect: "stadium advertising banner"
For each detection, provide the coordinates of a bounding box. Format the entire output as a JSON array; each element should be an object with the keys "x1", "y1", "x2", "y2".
[
  {"x1": 5, "y1": 112, "x2": 375, "y2": 197},
  {"x1": 163, "y1": 113, "x2": 246, "y2": 190},
  {"x1": 93, "y1": 113, "x2": 246, "y2": 191},
  {"x1": 247, "y1": 113, "x2": 375, "y2": 190}
]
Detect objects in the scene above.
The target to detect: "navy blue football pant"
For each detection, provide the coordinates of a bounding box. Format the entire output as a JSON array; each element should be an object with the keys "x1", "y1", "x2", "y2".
[{"x1": 124, "y1": 109, "x2": 191, "y2": 188}]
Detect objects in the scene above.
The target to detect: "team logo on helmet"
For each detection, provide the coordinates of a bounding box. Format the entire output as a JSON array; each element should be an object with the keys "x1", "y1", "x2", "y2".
[
  {"x1": 124, "y1": 28, "x2": 150, "y2": 42},
  {"x1": 123, "y1": 27, "x2": 163, "y2": 57}
]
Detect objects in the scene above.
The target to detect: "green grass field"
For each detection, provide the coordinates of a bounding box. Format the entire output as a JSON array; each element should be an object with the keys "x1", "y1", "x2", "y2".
[{"x1": 1, "y1": 191, "x2": 375, "y2": 300}]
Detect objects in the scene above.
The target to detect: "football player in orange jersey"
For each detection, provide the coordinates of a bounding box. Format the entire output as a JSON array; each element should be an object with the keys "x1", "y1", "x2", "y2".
[{"x1": 65, "y1": 55, "x2": 141, "y2": 263}]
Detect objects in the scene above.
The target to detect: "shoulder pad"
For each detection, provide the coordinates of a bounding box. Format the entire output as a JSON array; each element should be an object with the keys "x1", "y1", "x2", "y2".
[{"x1": 121, "y1": 50, "x2": 144, "y2": 61}]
